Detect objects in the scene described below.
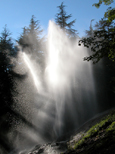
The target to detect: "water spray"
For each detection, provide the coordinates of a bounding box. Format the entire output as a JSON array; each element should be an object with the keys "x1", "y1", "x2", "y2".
[{"x1": 23, "y1": 52, "x2": 41, "y2": 93}]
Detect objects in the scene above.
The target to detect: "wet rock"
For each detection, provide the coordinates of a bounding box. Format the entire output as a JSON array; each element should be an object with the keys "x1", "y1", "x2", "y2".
[
  {"x1": 19, "y1": 149, "x2": 28, "y2": 154},
  {"x1": 25, "y1": 141, "x2": 68, "y2": 154}
]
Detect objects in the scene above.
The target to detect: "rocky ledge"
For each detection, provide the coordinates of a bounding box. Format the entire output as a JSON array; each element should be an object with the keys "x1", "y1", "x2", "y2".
[{"x1": 19, "y1": 109, "x2": 115, "y2": 154}]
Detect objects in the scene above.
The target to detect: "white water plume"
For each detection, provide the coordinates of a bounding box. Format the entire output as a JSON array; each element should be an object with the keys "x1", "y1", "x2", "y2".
[
  {"x1": 23, "y1": 52, "x2": 42, "y2": 92},
  {"x1": 19, "y1": 21, "x2": 97, "y2": 137},
  {"x1": 11, "y1": 20, "x2": 98, "y2": 153},
  {"x1": 45, "y1": 21, "x2": 97, "y2": 135}
]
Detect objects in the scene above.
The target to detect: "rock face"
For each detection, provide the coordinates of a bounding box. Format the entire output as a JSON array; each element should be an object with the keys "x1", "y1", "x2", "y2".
[
  {"x1": 19, "y1": 141, "x2": 68, "y2": 154},
  {"x1": 19, "y1": 109, "x2": 114, "y2": 154}
]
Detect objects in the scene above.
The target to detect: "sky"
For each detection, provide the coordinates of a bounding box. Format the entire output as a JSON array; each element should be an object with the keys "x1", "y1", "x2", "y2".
[{"x1": 0, "y1": 0, "x2": 114, "y2": 40}]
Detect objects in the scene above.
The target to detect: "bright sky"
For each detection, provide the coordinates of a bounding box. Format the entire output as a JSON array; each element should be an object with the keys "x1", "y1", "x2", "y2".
[{"x1": 0, "y1": 0, "x2": 114, "y2": 39}]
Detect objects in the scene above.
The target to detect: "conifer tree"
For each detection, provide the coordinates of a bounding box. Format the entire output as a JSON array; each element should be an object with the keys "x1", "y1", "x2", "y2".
[
  {"x1": 79, "y1": 0, "x2": 115, "y2": 92},
  {"x1": 79, "y1": 1, "x2": 115, "y2": 63},
  {"x1": 18, "y1": 15, "x2": 45, "y2": 72},
  {"x1": 55, "y1": 2, "x2": 77, "y2": 37},
  {"x1": 0, "y1": 26, "x2": 16, "y2": 114},
  {"x1": 0, "y1": 26, "x2": 21, "y2": 152},
  {"x1": 85, "y1": 19, "x2": 95, "y2": 37},
  {"x1": 19, "y1": 16, "x2": 44, "y2": 54}
]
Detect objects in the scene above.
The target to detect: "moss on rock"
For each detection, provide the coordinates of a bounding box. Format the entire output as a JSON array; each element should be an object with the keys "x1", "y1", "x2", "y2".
[{"x1": 64, "y1": 109, "x2": 115, "y2": 154}]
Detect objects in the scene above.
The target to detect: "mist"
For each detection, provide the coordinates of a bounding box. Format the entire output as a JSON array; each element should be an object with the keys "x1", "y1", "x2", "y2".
[{"x1": 5, "y1": 20, "x2": 114, "y2": 154}]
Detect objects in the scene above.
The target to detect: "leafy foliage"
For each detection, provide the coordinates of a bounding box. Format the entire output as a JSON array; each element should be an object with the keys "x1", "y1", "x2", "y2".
[
  {"x1": 93, "y1": 0, "x2": 115, "y2": 26},
  {"x1": 80, "y1": 18, "x2": 115, "y2": 63},
  {"x1": 79, "y1": 0, "x2": 115, "y2": 63},
  {"x1": 93, "y1": 0, "x2": 114, "y2": 8},
  {"x1": 79, "y1": 0, "x2": 115, "y2": 94}
]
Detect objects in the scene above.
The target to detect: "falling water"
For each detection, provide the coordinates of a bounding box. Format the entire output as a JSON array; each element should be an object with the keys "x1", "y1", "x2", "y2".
[
  {"x1": 23, "y1": 52, "x2": 41, "y2": 92},
  {"x1": 8, "y1": 21, "x2": 99, "y2": 153}
]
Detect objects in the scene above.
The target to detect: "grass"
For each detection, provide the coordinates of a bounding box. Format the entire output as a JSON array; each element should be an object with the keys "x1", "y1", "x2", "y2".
[{"x1": 65, "y1": 109, "x2": 115, "y2": 154}]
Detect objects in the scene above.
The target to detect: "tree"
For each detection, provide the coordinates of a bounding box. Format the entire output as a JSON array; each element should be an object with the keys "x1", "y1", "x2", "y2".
[
  {"x1": 55, "y1": 2, "x2": 77, "y2": 37},
  {"x1": 79, "y1": 0, "x2": 115, "y2": 92},
  {"x1": 80, "y1": 18, "x2": 115, "y2": 63},
  {"x1": 85, "y1": 19, "x2": 95, "y2": 37},
  {"x1": 0, "y1": 26, "x2": 16, "y2": 113},
  {"x1": 18, "y1": 15, "x2": 45, "y2": 72},
  {"x1": 93, "y1": 0, "x2": 114, "y2": 8},
  {"x1": 0, "y1": 26, "x2": 27, "y2": 153},
  {"x1": 79, "y1": 0, "x2": 115, "y2": 63},
  {"x1": 0, "y1": 26, "x2": 17, "y2": 151},
  {"x1": 18, "y1": 15, "x2": 44, "y2": 54}
]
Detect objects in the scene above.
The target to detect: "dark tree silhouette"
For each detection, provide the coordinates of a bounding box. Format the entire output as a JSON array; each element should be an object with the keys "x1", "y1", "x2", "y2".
[
  {"x1": 18, "y1": 15, "x2": 45, "y2": 73},
  {"x1": 0, "y1": 26, "x2": 16, "y2": 115},
  {"x1": 79, "y1": 4, "x2": 115, "y2": 69},
  {"x1": 79, "y1": 0, "x2": 115, "y2": 94},
  {"x1": 55, "y1": 2, "x2": 77, "y2": 37},
  {"x1": 85, "y1": 19, "x2": 95, "y2": 37},
  {"x1": 0, "y1": 26, "x2": 27, "y2": 153}
]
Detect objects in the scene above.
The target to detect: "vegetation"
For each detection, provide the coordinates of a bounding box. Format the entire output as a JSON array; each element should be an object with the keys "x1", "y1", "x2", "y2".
[
  {"x1": 79, "y1": 0, "x2": 115, "y2": 94},
  {"x1": 55, "y1": 2, "x2": 77, "y2": 37},
  {"x1": 0, "y1": 26, "x2": 26, "y2": 152},
  {"x1": 0, "y1": 26, "x2": 20, "y2": 117},
  {"x1": 0, "y1": 0, "x2": 114, "y2": 153},
  {"x1": 65, "y1": 110, "x2": 115, "y2": 154},
  {"x1": 18, "y1": 15, "x2": 45, "y2": 73},
  {"x1": 79, "y1": 0, "x2": 115, "y2": 63}
]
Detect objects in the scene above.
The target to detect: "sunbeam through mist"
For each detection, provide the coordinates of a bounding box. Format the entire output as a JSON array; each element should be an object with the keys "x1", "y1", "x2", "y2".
[
  {"x1": 23, "y1": 52, "x2": 41, "y2": 92},
  {"x1": 10, "y1": 20, "x2": 99, "y2": 153}
]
